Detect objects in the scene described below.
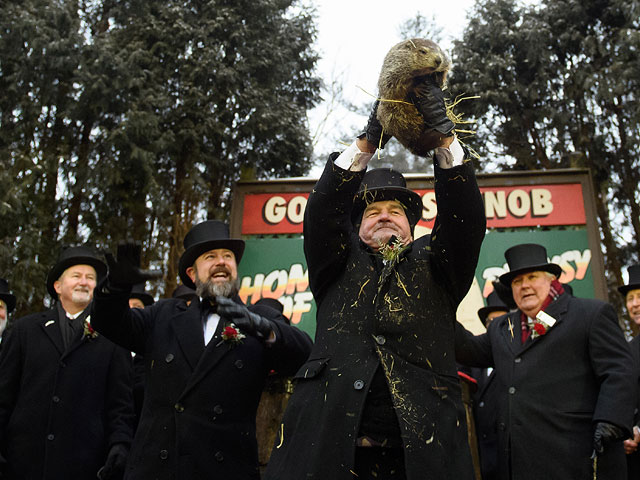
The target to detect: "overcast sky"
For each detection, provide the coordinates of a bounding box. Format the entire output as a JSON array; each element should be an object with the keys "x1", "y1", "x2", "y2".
[{"x1": 306, "y1": 0, "x2": 478, "y2": 167}]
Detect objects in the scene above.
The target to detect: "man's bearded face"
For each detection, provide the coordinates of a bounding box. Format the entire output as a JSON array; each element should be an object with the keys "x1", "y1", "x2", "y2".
[
  {"x1": 188, "y1": 249, "x2": 239, "y2": 299},
  {"x1": 54, "y1": 265, "x2": 97, "y2": 309}
]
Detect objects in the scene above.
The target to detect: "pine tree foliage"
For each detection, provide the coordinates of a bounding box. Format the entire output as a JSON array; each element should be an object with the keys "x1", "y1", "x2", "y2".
[
  {"x1": 448, "y1": 0, "x2": 640, "y2": 329},
  {"x1": 0, "y1": 0, "x2": 320, "y2": 316}
]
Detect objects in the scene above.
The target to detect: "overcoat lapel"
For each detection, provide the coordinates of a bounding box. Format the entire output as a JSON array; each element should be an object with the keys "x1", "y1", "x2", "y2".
[
  {"x1": 172, "y1": 299, "x2": 205, "y2": 371},
  {"x1": 179, "y1": 320, "x2": 231, "y2": 398},
  {"x1": 39, "y1": 310, "x2": 64, "y2": 355},
  {"x1": 500, "y1": 312, "x2": 522, "y2": 356}
]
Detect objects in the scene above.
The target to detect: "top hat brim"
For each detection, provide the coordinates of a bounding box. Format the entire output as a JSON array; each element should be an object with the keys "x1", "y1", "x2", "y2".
[
  {"x1": 46, "y1": 256, "x2": 108, "y2": 298},
  {"x1": 351, "y1": 186, "x2": 423, "y2": 227},
  {"x1": 618, "y1": 283, "x2": 640, "y2": 296},
  {"x1": 178, "y1": 239, "x2": 245, "y2": 289},
  {"x1": 129, "y1": 292, "x2": 155, "y2": 306},
  {"x1": 499, "y1": 262, "x2": 563, "y2": 287},
  {"x1": 477, "y1": 306, "x2": 509, "y2": 326},
  {"x1": 0, "y1": 293, "x2": 16, "y2": 313}
]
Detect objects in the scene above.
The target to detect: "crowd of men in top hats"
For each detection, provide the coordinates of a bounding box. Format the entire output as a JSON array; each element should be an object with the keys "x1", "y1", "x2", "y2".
[{"x1": 0, "y1": 62, "x2": 638, "y2": 480}]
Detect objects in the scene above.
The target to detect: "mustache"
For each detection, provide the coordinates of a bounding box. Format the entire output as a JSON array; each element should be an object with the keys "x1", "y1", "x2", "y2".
[{"x1": 209, "y1": 266, "x2": 231, "y2": 277}]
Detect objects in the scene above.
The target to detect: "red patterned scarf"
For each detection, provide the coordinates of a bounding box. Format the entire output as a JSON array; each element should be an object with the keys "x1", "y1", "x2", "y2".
[{"x1": 520, "y1": 279, "x2": 564, "y2": 343}]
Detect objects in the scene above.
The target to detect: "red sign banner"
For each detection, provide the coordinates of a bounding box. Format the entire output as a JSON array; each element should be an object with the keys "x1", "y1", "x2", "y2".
[{"x1": 241, "y1": 183, "x2": 586, "y2": 235}]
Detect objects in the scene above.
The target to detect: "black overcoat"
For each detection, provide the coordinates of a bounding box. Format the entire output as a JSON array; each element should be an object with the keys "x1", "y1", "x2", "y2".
[
  {"x1": 265, "y1": 157, "x2": 486, "y2": 480},
  {"x1": 626, "y1": 335, "x2": 640, "y2": 478},
  {"x1": 0, "y1": 307, "x2": 134, "y2": 479},
  {"x1": 91, "y1": 291, "x2": 312, "y2": 480},
  {"x1": 456, "y1": 294, "x2": 636, "y2": 480},
  {"x1": 471, "y1": 367, "x2": 500, "y2": 480}
]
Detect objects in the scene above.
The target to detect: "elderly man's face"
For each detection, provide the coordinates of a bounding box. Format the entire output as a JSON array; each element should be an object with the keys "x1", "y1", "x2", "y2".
[
  {"x1": 626, "y1": 288, "x2": 640, "y2": 326},
  {"x1": 511, "y1": 270, "x2": 553, "y2": 318},
  {"x1": 359, "y1": 200, "x2": 412, "y2": 250},
  {"x1": 186, "y1": 248, "x2": 238, "y2": 299},
  {"x1": 54, "y1": 264, "x2": 97, "y2": 309}
]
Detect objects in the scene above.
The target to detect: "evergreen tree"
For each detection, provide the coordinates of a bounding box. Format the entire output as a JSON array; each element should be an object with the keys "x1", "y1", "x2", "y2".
[{"x1": 448, "y1": 0, "x2": 640, "y2": 330}]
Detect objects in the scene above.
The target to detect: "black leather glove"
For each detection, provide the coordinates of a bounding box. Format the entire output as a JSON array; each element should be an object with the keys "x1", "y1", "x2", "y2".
[
  {"x1": 105, "y1": 242, "x2": 161, "y2": 289},
  {"x1": 216, "y1": 296, "x2": 274, "y2": 341},
  {"x1": 593, "y1": 421, "x2": 625, "y2": 455},
  {"x1": 409, "y1": 76, "x2": 455, "y2": 135},
  {"x1": 97, "y1": 443, "x2": 128, "y2": 480},
  {"x1": 357, "y1": 100, "x2": 392, "y2": 149}
]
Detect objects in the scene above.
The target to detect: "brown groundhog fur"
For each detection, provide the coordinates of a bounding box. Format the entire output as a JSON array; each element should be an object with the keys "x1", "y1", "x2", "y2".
[{"x1": 376, "y1": 38, "x2": 451, "y2": 156}]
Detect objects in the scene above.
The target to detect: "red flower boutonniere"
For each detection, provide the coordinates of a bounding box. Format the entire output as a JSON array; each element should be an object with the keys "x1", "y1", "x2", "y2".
[
  {"x1": 531, "y1": 321, "x2": 547, "y2": 338},
  {"x1": 83, "y1": 316, "x2": 99, "y2": 340},
  {"x1": 221, "y1": 323, "x2": 245, "y2": 346},
  {"x1": 529, "y1": 311, "x2": 557, "y2": 340}
]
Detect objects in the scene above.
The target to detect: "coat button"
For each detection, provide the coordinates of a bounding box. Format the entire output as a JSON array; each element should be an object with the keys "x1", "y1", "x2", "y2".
[
  {"x1": 214, "y1": 451, "x2": 224, "y2": 462},
  {"x1": 165, "y1": 354, "x2": 174, "y2": 363},
  {"x1": 374, "y1": 335, "x2": 386, "y2": 345},
  {"x1": 498, "y1": 422, "x2": 506, "y2": 431},
  {"x1": 52, "y1": 396, "x2": 60, "y2": 403},
  {"x1": 159, "y1": 450, "x2": 168, "y2": 460},
  {"x1": 47, "y1": 434, "x2": 55, "y2": 441},
  {"x1": 174, "y1": 403, "x2": 184, "y2": 412},
  {"x1": 514, "y1": 357, "x2": 522, "y2": 363},
  {"x1": 508, "y1": 387, "x2": 516, "y2": 394},
  {"x1": 478, "y1": 401, "x2": 485, "y2": 408},
  {"x1": 213, "y1": 405, "x2": 223, "y2": 415},
  {"x1": 353, "y1": 380, "x2": 365, "y2": 390},
  {"x1": 234, "y1": 360, "x2": 244, "y2": 369}
]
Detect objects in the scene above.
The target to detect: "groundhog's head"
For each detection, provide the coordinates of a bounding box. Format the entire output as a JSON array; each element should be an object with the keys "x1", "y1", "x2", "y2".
[{"x1": 379, "y1": 38, "x2": 451, "y2": 92}]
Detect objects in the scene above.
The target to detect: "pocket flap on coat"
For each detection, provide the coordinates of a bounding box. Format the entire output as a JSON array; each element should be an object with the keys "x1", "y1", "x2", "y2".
[{"x1": 293, "y1": 358, "x2": 329, "y2": 379}]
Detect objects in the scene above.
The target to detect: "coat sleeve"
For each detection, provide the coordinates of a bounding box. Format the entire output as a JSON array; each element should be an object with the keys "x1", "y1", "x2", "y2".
[
  {"x1": 91, "y1": 288, "x2": 154, "y2": 355},
  {"x1": 0, "y1": 320, "x2": 24, "y2": 452},
  {"x1": 250, "y1": 305, "x2": 313, "y2": 377},
  {"x1": 454, "y1": 319, "x2": 494, "y2": 368},
  {"x1": 104, "y1": 345, "x2": 135, "y2": 449},
  {"x1": 429, "y1": 161, "x2": 486, "y2": 304},
  {"x1": 303, "y1": 155, "x2": 366, "y2": 300},
  {"x1": 588, "y1": 301, "x2": 636, "y2": 435}
]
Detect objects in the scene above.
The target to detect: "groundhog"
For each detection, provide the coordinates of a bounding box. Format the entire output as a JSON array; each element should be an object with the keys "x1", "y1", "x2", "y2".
[{"x1": 376, "y1": 38, "x2": 451, "y2": 156}]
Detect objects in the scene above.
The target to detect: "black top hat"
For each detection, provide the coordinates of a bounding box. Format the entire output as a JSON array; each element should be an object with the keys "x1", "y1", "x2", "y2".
[
  {"x1": 178, "y1": 220, "x2": 245, "y2": 289},
  {"x1": 172, "y1": 284, "x2": 197, "y2": 302},
  {"x1": 499, "y1": 243, "x2": 562, "y2": 286},
  {"x1": 46, "y1": 245, "x2": 107, "y2": 298},
  {"x1": 477, "y1": 288, "x2": 510, "y2": 326},
  {"x1": 255, "y1": 297, "x2": 284, "y2": 314},
  {"x1": 351, "y1": 168, "x2": 423, "y2": 228},
  {"x1": 129, "y1": 283, "x2": 155, "y2": 306},
  {"x1": 618, "y1": 265, "x2": 640, "y2": 296},
  {"x1": 0, "y1": 278, "x2": 16, "y2": 314}
]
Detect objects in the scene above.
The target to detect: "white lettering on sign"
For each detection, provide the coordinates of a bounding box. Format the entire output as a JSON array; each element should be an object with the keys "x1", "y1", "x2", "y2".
[
  {"x1": 422, "y1": 191, "x2": 437, "y2": 221},
  {"x1": 239, "y1": 263, "x2": 311, "y2": 324},
  {"x1": 263, "y1": 196, "x2": 287, "y2": 224},
  {"x1": 263, "y1": 195, "x2": 307, "y2": 225},
  {"x1": 262, "y1": 188, "x2": 556, "y2": 226},
  {"x1": 482, "y1": 188, "x2": 554, "y2": 219},
  {"x1": 481, "y1": 248, "x2": 592, "y2": 296}
]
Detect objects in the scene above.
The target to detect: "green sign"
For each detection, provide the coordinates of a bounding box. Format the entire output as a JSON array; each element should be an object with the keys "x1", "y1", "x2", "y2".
[{"x1": 238, "y1": 227, "x2": 595, "y2": 339}]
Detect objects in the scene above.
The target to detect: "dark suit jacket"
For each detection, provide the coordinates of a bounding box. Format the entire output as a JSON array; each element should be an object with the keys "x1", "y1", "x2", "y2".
[
  {"x1": 456, "y1": 294, "x2": 635, "y2": 480},
  {"x1": 265, "y1": 157, "x2": 486, "y2": 480},
  {"x1": 92, "y1": 291, "x2": 312, "y2": 480},
  {"x1": 471, "y1": 367, "x2": 500, "y2": 480},
  {"x1": 627, "y1": 335, "x2": 640, "y2": 479},
  {"x1": 0, "y1": 306, "x2": 134, "y2": 479}
]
